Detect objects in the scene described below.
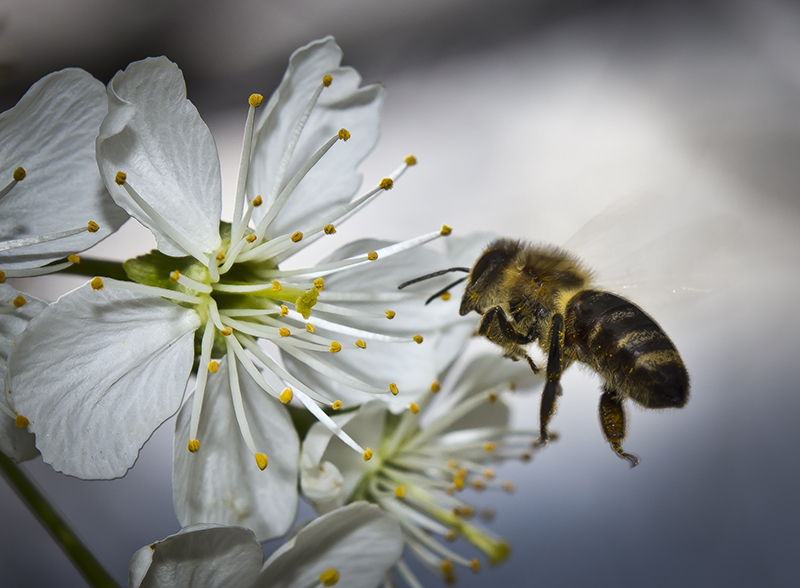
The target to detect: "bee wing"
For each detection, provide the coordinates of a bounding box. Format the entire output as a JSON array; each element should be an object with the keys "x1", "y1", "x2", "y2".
[{"x1": 562, "y1": 194, "x2": 743, "y2": 308}]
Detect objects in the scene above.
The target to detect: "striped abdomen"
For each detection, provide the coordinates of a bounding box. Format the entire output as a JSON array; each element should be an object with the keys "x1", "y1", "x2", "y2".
[{"x1": 564, "y1": 290, "x2": 689, "y2": 408}]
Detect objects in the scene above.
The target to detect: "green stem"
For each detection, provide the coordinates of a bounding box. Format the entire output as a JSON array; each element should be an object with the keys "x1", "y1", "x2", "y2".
[
  {"x1": 61, "y1": 257, "x2": 129, "y2": 281},
  {"x1": 0, "y1": 451, "x2": 120, "y2": 588}
]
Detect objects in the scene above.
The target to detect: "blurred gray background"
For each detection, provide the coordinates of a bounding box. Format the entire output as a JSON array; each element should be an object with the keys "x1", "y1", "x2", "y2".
[{"x1": 2, "y1": 0, "x2": 800, "y2": 586}]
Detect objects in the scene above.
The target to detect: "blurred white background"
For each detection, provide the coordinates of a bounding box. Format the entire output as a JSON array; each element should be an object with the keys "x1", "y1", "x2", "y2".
[{"x1": 2, "y1": 0, "x2": 800, "y2": 586}]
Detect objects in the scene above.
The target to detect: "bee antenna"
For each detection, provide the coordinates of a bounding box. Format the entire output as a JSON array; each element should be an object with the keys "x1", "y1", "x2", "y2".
[
  {"x1": 424, "y1": 276, "x2": 469, "y2": 305},
  {"x1": 397, "y1": 267, "x2": 470, "y2": 290}
]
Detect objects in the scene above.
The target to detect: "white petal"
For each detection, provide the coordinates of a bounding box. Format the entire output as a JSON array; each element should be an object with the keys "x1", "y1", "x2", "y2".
[
  {"x1": 131, "y1": 524, "x2": 263, "y2": 588},
  {"x1": 0, "y1": 69, "x2": 128, "y2": 270},
  {"x1": 0, "y1": 284, "x2": 46, "y2": 461},
  {"x1": 173, "y1": 356, "x2": 299, "y2": 542},
  {"x1": 300, "y1": 401, "x2": 386, "y2": 505},
  {"x1": 257, "y1": 502, "x2": 403, "y2": 588},
  {"x1": 249, "y1": 36, "x2": 384, "y2": 238},
  {"x1": 97, "y1": 57, "x2": 222, "y2": 257},
  {"x1": 8, "y1": 283, "x2": 199, "y2": 478}
]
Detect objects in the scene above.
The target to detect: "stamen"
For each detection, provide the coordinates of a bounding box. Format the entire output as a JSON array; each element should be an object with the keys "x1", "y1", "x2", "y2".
[
  {"x1": 224, "y1": 338, "x2": 266, "y2": 470},
  {"x1": 230, "y1": 93, "x2": 264, "y2": 248},
  {"x1": 68, "y1": 254, "x2": 81, "y2": 264},
  {"x1": 332, "y1": 400, "x2": 342, "y2": 410},
  {"x1": 254, "y1": 133, "x2": 343, "y2": 240},
  {"x1": 280, "y1": 388, "x2": 293, "y2": 404},
  {"x1": 0, "y1": 261, "x2": 73, "y2": 278},
  {"x1": 0, "y1": 225, "x2": 99, "y2": 253},
  {"x1": 169, "y1": 270, "x2": 213, "y2": 294},
  {"x1": 319, "y1": 569, "x2": 339, "y2": 586},
  {"x1": 0, "y1": 167, "x2": 25, "y2": 201},
  {"x1": 115, "y1": 173, "x2": 211, "y2": 266},
  {"x1": 14, "y1": 415, "x2": 29, "y2": 428},
  {"x1": 413, "y1": 335, "x2": 423, "y2": 344},
  {"x1": 187, "y1": 439, "x2": 199, "y2": 453},
  {"x1": 189, "y1": 319, "x2": 216, "y2": 442},
  {"x1": 12, "y1": 295, "x2": 26, "y2": 308},
  {"x1": 363, "y1": 447, "x2": 373, "y2": 461}
]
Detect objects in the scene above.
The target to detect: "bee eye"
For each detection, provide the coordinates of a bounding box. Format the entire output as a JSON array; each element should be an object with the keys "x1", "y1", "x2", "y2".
[{"x1": 471, "y1": 249, "x2": 511, "y2": 285}]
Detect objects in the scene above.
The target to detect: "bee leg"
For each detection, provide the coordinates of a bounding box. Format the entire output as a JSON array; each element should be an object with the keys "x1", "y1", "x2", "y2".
[
  {"x1": 599, "y1": 388, "x2": 641, "y2": 468},
  {"x1": 539, "y1": 314, "x2": 565, "y2": 444}
]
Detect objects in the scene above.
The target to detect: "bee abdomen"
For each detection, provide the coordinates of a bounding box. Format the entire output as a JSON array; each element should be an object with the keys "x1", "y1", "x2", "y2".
[{"x1": 565, "y1": 290, "x2": 689, "y2": 408}]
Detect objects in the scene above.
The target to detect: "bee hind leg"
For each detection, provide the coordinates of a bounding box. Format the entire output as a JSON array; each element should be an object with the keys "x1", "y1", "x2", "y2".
[{"x1": 599, "y1": 388, "x2": 641, "y2": 468}]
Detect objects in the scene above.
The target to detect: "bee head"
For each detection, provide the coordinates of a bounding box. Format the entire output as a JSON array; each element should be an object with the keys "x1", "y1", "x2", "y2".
[{"x1": 459, "y1": 239, "x2": 520, "y2": 316}]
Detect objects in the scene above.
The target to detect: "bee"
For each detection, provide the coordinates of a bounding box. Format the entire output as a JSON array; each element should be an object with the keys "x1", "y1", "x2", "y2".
[{"x1": 399, "y1": 238, "x2": 689, "y2": 467}]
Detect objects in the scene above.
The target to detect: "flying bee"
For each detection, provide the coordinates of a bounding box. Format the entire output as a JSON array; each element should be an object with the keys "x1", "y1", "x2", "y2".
[{"x1": 398, "y1": 238, "x2": 689, "y2": 467}]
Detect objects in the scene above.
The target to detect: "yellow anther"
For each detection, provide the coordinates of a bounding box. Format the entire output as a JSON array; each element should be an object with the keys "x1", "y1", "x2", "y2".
[
  {"x1": 446, "y1": 459, "x2": 458, "y2": 469},
  {"x1": 455, "y1": 467, "x2": 468, "y2": 479},
  {"x1": 187, "y1": 439, "x2": 200, "y2": 453},
  {"x1": 12, "y1": 167, "x2": 26, "y2": 181},
  {"x1": 483, "y1": 468, "x2": 496, "y2": 479},
  {"x1": 440, "y1": 225, "x2": 452, "y2": 236},
  {"x1": 215, "y1": 252, "x2": 225, "y2": 261},
  {"x1": 219, "y1": 327, "x2": 233, "y2": 336},
  {"x1": 324, "y1": 223, "x2": 336, "y2": 234},
  {"x1": 355, "y1": 339, "x2": 366, "y2": 349},
  {"x1": 409, "y1": 402, "x2": 419, "y2": 414},
  {"x1": 453, "y1": 476, "x2": 465, "y2": 490},
  {"x1": 508, "y1": 381, "x2": 517, "y2": 392},
  {"x1": 291, "y1": 231, "x2": 303, "y2": 243},
  {"x1": 338, "y1": 128, "x2": 350, "y2": 141},
  {"x1": 319, "y1": 568, "x2": 339, "y2": 586},
  {"x1": 472, "y1": 479, "x2": 486, "y2": 491},
  {"x1": 67, "y1": 254, "x2": 81, "y2": 264},
  {"x1": 367, "y1": 251, "x2": 378, "y2": 261},
  {"x1": 441, "y1": 291, "x2": 451, "y2": 301},
  {"x1": 404, "y1": 154, "x2": 417, "y2": 166},
  {"x1": 385, "y1": 310, "x2": 396, "y2": 320},
  {"x1": 248, "y1": 93, "x2": 263, "y2": 107},
  {"x1": 413, "y1": 334, "x2": 423, "y2": 344},
  {"x1": 329, "y1": 341, "x2": 342, "y2": 353},
  {"x1": 280, "y1": 305, "x2": 289, "y2": 316},
  {"x1": 90, "y1": 277, "x2": 104, "y2": 290},
  {"x1": 208, "y1": 361, "x2": 220, "y2": 373},
  {"x1": 305, "y1": 324, "x2": 315, "y2": 334},
  {"x1": 470, "y1": 559, "x2": 481, "y2": 573},
  {"x1": 314, "y1": 277, "x2": 325, "y2": 290},
  {"x1": 332, "y1": 400, "x2": 342, "y2": 410},
  {"x1": 445, "y1": 530, "x2": 457, "y2": 542},
  {"x1": 322, "y1": 74, "x2": 333, "y2": 87},
  {"x1": 502, "y1": 480, "x2": 516, "y2": 493},
  {"x1": 114, "y1": 171, "x2": 127, "y2": 185},
  {"x1": 0, "y1": 270, "x2": 5, "y2": 283},
  {"x1": 279, "y1": 327, "x2": 291, "y2": 337},
  {"x1": 87, "y1": 221, "x2": 100, "y2": 233},
  {"x1": 488, "y1": 392, "x2": 498, "y2": 403},
  {"x1": 520, "y1": 451, "x2": 532, "y2": 462},
  {"x1": 280, "y1": 388, "x2": 293, "y2": 404},
  {"x1": 395, "y1": 486, "x2": 406, "y2": 498},
  {"x1": 441, "y1": 560, "x2": 456, "y2": 584},
  {"x1": 454, "y1": 505, "x2": 475, "y2": 518},
  {"x1": 12, "y1": 295, "x2": 26, "y2": 308},
  {"x1": 379, "y1": 177, "x2": 393, "y2": 190},
  {"x1": 14, "y1": 415, "x2": 29, "y2": 428},
  {"x1": 252, "y1": 195, "x2": 263, "y2": 207},
  {"x1": 430, "y1": 381, "x2": 441, "y2": 393},
  {"x1": 389, "y1": 383, "x2": 398, "y2": 395},
  {"x1": 246, "y1": 234, "x2": 257, "y2": 243},
  {"x1": 363, "y1": 447, "x2": 373, "y2": 461},
  {"x1": 271, "y1": 280, "x2": 282, "y2": 291},
  {"x1": 483, "y1": 442, "x2": 497, "y2": 452},
  {"x1": 169, "y1": 271, "x2": 180, "y2": 282},
  {"x1": 255, "y1": 452, "x2": 269, "y2": 470}
]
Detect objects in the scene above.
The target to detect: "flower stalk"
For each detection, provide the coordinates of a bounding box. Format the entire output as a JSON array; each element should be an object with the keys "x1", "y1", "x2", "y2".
[{"x1": 0, "y1": 450, "x2": 120, "y2": 588}]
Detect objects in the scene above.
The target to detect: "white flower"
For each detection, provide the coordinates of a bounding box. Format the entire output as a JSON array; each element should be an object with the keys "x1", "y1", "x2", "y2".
[
  {"x1": 129, "y1": 502, "x2": 403, "y2": 588},
  {"x1": 0, "y1": 284, "x2": 46, "y2": 462},
  {"x1": 6, "y1": 38, "x2": 476, "y2": 536},
  {"x1": 300, "y1": 353, "x2": 549, "y2": 586},
  {"x1": 0, "y1": 68, "x2": 128, "y2": 279}
]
